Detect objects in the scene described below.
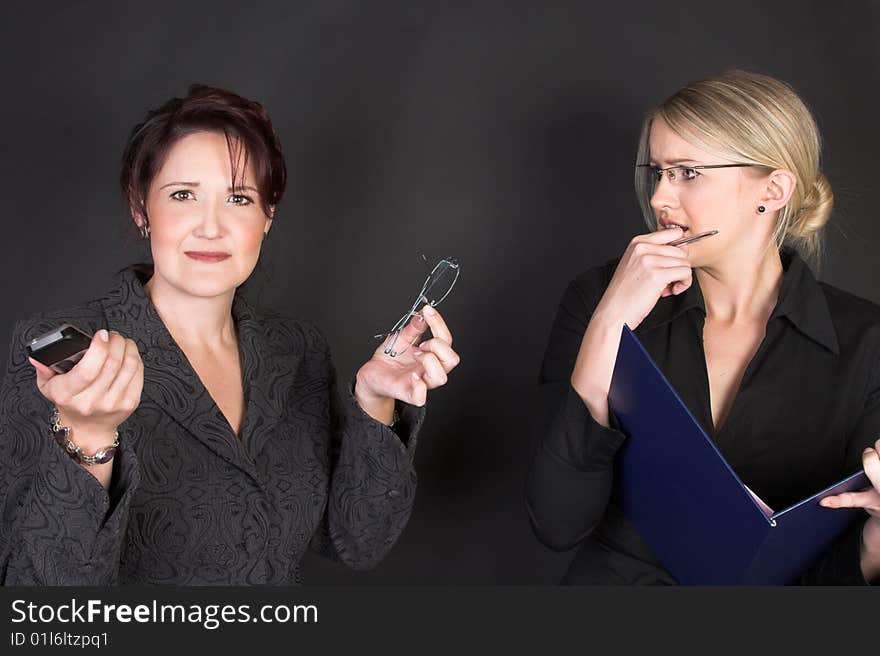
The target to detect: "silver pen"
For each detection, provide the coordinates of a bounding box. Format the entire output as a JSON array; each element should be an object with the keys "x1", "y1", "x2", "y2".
[{"x1": 665, "y1": 229, "x2": 719, "y2": 247}]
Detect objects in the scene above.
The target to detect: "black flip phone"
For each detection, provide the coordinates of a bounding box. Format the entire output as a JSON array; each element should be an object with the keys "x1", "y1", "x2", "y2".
[{"x1": 25, "y1": 324, "x2": 93, "y2": 374}]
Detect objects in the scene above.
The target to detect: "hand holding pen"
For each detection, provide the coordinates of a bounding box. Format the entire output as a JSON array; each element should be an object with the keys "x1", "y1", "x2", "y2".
[
  {"x1": 591, "y1": 226, "x2": 718, "y2": 332},
  {"x1": 570, "y1": 225, "x2": 718, "y2": 428}
]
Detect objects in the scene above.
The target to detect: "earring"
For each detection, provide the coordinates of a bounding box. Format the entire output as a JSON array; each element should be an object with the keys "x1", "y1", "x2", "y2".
[
  {"x1": 757, "y1": 205, "x2": 766, "y2": 214},
  {"x1": 139, "y1": 224, "x2": 150, "y2": 239}
]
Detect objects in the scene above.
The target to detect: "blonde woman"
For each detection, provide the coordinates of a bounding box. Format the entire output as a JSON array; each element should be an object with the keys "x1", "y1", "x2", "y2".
[{"x1": 526, "y1": 71, "x2": 880, "y2": 585}]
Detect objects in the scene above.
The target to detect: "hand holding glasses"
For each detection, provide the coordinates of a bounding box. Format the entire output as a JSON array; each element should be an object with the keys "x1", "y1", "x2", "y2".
[
  {"x1": 354, "y1": 255, "x2": 461, "y2": 421},
  {"x1": 375, "y1": 256, "x2": 460, "y2": 357}
]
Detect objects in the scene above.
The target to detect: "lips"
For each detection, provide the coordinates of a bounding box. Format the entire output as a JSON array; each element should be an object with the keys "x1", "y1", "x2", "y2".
[
  {"x1": 659, "y1": 220, "x2": 688, "y2": 232},
  {"x1": 185, "y1": 251, "x2": 231, "y2": 262}
]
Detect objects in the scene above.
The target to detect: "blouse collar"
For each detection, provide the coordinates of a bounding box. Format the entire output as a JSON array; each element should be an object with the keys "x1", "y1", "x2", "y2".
[{"x1": 638, "y1": 248, "x2": 839, "y2": 355}]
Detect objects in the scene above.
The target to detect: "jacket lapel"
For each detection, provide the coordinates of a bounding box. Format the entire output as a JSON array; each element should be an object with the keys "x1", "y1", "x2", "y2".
[
  {"x1": 232, "y1": 297, "x2": 302, "y2": 463},
  {"x1": 100, "y1": 268, "x2": 261, "y2": 482}
]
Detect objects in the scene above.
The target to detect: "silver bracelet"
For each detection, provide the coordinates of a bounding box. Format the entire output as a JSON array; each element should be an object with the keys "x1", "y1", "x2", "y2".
[{"x1": 49, "y1": 408, "x2": 119, "y2": 466}]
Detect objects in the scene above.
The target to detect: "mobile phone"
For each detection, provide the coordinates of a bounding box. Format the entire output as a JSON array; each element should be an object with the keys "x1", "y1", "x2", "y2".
[{"x1": 26, "y1": 324, "x2": 93, "y2": 374}]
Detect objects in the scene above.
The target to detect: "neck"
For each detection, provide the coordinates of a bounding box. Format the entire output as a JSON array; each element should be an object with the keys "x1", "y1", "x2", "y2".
[
  {"x1": 696, "y1": 245, "x2": 784, "y2": 323},
  {"x1": 143, "y1": 275, "x2": 237, "y2": 350}
]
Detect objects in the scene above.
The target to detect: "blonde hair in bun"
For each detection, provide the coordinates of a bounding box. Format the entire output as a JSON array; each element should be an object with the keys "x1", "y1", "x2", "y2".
[{"x1": 635, "y1": 70, "x2": 833, "y2": 262}]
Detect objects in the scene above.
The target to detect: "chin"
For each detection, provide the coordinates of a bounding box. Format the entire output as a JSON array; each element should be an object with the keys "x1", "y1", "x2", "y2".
[
  {"x1": 688, "y1": 246, "x2": 725, "y2": 269},
  {"x1": 180, "y1": 279, "x2": 241, "y2": 298},
  {"x1": 163, "y1": 268, "x2": 244, "y2": 298}
]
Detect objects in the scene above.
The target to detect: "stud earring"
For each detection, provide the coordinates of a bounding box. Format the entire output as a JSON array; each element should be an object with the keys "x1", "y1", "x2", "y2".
[{"x1": 757, "y1": 205, "x2": 766, "y2": 214}]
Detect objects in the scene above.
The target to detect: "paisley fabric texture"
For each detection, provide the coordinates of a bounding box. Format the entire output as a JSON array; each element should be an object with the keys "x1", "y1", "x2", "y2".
[{"x1": 0, "y1": 268, "x2": 424, "y2": 585}]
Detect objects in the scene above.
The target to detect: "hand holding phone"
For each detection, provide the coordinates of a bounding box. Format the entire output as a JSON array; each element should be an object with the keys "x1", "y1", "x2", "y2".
[{"x1": 26, "y1": 325, "x2": 144, "y2": 466}]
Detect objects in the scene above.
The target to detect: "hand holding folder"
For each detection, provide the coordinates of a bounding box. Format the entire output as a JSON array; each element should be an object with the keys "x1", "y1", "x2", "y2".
[
  {"x1": 819, "y1": 440, "x2": 880, "y2": 582},
  {"x1": 607, "y1": 326, "x2": 869, "y2": 585}
]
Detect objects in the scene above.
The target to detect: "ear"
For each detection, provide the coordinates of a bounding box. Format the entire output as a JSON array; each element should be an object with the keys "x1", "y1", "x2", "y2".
[
  {"x1": 760, "y1": 169, "x2": 797, "y2": 212},
  {"x1": 129, "y1": 200, "x2": 147, "y2": 229},
  {"x1": 264, "y1": 204, "x2": 277, "y2": 233}
]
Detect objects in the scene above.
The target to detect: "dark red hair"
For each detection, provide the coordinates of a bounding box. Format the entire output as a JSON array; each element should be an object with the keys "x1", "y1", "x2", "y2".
[{"x1": 120, "y1": 84, "x2": 287, "y2": 221}]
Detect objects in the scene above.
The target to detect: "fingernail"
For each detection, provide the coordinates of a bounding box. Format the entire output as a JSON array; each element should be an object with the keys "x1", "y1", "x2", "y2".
[
  {"x1": 865, "y1": 447, "x2": 875, "y2": 456},
  {"x1": 98, "y1": 330, "x2": 109, "y2": 342},
  {"x1": 423, "y1": 305, "x2": 436, "y2": 316},
  {"x1": 411, "y1": 372, "x2": 421, "y2": 381},
  {"x1": 413, "y1": 350, "x2": 423, "y2": 357}
]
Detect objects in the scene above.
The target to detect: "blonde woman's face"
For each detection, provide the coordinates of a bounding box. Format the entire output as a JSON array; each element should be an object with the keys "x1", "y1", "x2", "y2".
[
  {"x1": 647, "y1": 117, "x2": 772, "y2": 268},
  {"x1": 140, "y1": 131, "x2": 273, "y2": 300}
]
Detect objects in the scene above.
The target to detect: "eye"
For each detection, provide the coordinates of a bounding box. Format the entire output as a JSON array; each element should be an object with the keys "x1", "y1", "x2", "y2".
[
  {"x1": 170, "y1": 190, "x2": 194, "y2": 201},
  {"x1": 228, "y1": 194, "x2": 254, "y2": 206},
  {"x1": 651, "y1": 166, "x2": 664, "y2": 182},
  {"x1": 680, "y1": 167, "x2": 699, "y2": 181}
]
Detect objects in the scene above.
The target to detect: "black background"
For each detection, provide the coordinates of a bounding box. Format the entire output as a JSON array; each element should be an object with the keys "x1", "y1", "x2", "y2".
[{"x1": 1, "y1": 1, "x2": 878, "y2": 584}]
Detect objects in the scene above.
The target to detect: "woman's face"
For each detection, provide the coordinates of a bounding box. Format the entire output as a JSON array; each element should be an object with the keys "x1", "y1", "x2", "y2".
[
  {"x1": 139, "y1": 131, "x2": 272, "y2": 300},
  {"x1": 647, "y1": 117, "x2": 772, "y2": 268}
]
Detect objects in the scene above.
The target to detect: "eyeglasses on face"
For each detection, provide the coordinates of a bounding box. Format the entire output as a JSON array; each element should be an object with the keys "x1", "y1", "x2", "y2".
[{"x1": 636, "y1": 163, "x2": 759, "y2": 191}]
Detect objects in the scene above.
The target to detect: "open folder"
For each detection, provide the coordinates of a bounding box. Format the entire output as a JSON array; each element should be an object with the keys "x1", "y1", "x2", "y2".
[{"x1": 607, "y1": 325, "x2": 868, "y2": 585}]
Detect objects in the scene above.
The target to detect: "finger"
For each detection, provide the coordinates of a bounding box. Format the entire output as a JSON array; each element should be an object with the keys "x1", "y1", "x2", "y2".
[
  {"x1": 661, "y1": 268, "x2": 694, "y2": 297},
  {"x1": 633, "y1": 227, "x2": 684, "y2": 245},
  {"x1": 132, "y1": 357, "x2": 145, "y2": 398},
  {"x1": 104, "y1": 340, "x2": 143, "y2": 410},
  {"x1": 28, "y1": 357, "x2": 58, "y2": 391},
  {"x1": 61, "y1": 330, "x2": 111, "y2": 395},
  {"x1": 417, "y1": 339, "x2": 460, "y2": 373},
  {"x1": 74, "y1": 332, "x2": 128, "y2": 402},
  {"x1": 395, "y1": 312, "x2": 430, "y2": 351},
  {"x1": 120, "y1": 356, "x2": 145, "y2": 413},
  {"x1": 420, "y1": 305, "x2": 453, "y2": 345},
  {"x1": 820, "y1": 489, "x2": 880, "y2": 509},
  {"x1": 628, "y1": 241, "x2": 691, "y2": 264},
  {"x1": 649, "y1": 266, "x2": 693, "y2": 293},
  {"x1": 862, "y1": 446, "x2": 880, "y2": 492},
  {"x1": 667, "y1": 278, "x2": 694, "y2": 296},
  {"x1": 408, "y1": 371, "x2": 427, "y2": 406},
  {"x1": 639, "y1": 253, "x2": 693, "y2": 269},
  {"x1": 414, "y1": 351, "x2": 447, "y2": 388}
]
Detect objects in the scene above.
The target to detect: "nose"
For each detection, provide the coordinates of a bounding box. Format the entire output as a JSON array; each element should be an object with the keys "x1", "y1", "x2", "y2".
[
  {"x1": 193, "y1": 198, "x2": 223, "y2": 239},
  {"x1": 649, "y1": 173, "x2": 679, "y2": 215}
]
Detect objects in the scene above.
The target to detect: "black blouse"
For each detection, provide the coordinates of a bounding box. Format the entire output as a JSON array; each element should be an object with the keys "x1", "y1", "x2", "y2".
[
  {"x1": 526, "y1": 249, "x2": 877, "y2": 585},
  {"x1": 0, "y1": 267, "x2": 424, "y2": 585}
]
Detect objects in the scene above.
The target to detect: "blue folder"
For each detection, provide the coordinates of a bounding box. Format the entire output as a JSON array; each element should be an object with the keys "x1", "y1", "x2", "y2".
[{"x1": 607, "y1": 325, "x2": 868, "y2": 585}]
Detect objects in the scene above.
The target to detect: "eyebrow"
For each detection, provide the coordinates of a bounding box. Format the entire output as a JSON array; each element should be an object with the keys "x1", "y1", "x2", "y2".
[
  {"x1": 650, "y1": 158, "x2": 700, "y2": 167},
  {"x1": 158, "y1": 181, "x2": 259, "y2": 193}
]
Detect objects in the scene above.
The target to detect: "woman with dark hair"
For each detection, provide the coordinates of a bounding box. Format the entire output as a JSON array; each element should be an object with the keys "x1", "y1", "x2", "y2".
[
  {"x1": 526, "y1": 70, "x2": 879, "y2": 585},
  {"x1": 0, "y1": 85, "x2": 460, "y2": 585}
]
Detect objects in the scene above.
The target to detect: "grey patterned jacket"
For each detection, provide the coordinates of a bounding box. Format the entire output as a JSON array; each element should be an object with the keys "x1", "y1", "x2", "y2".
[{"x1": 0, "y1": 267, "x2": 424, "y2": 585}]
